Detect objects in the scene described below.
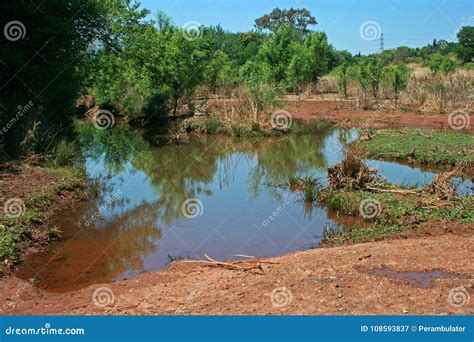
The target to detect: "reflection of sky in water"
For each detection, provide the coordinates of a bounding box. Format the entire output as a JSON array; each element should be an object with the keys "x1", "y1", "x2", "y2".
[
  {"x1": 15, "y1": 127, "x2": 473, "y2": 291},
  {"x1": 84, "y1": 128, "x2": 472, "y2": 273}
]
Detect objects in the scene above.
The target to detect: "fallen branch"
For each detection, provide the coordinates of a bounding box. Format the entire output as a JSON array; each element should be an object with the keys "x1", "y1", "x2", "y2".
[
  {"x1": 204, "y1": 254, "x2": 264, "y2": 272},
  {"x1": 170, "y1": 254, "x2": 268, "y2": 273}
]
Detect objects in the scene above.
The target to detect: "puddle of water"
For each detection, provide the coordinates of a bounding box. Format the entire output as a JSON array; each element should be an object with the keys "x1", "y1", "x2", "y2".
[
  {"x1": 15, "y1": 125, "x2": 473, "y2": 292},
  {"x1": 366, "y1": 268, "x2": 472, "y2": 289}
]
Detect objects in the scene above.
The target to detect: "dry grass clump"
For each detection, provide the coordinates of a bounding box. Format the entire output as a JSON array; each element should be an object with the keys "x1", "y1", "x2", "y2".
[
  {"x1": 327, "y1": 150, "x2": 377, "y2": 190},
  {"x1": 423, "y1": 165, "x2": 464, "y2": 202}
]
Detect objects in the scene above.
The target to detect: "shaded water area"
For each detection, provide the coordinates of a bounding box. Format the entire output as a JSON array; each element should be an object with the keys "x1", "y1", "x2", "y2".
[{"x1": 15, "y1": 124, "x2": 473, "y2": 292}]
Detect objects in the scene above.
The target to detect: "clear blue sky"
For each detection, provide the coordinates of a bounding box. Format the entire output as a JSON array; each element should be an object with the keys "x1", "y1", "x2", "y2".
[{"x1": 139, "y1": 0, "x2": 473, "y2": 55}]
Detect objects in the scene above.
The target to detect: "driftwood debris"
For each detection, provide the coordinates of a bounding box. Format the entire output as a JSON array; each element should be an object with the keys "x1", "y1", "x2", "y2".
[{"x1": 327, "y1": 151, "x2": 377, "y2": 190}]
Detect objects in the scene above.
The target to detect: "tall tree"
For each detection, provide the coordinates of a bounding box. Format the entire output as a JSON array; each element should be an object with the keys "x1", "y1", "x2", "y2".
[
  {"x1": 255, "y1": 8, "x2": 317, "y2": 33},
  {"x1": 0, "y1": 0, "x2": 107, "y2": 157},
  {"x1": 456, "y1": 26, "x2": 474, "y2": 64}
]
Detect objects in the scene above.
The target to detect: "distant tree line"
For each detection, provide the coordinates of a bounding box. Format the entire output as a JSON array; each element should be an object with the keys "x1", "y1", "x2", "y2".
[{"x1": 0, "y1": 1, "x2": 472, "y2": 159}]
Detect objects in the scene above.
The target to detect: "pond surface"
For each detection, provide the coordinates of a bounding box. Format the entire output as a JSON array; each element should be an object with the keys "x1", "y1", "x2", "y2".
[{"x1": 15, "y1": 125, "x2": 473, "y2": 292}]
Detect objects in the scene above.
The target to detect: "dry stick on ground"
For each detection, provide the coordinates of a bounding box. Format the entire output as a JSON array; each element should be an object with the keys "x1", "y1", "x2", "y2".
[{"x1": 169, "y1": 254, "x2": 268, "y2": 273}]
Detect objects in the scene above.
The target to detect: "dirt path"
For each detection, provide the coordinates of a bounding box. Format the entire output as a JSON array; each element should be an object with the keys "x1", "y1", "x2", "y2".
[
  {"x1": 285, "y1": 100, "x2": 474, "y2": 132},
  {"x1": 1, "y1": 231, "x2": 472, "y2": 315}
]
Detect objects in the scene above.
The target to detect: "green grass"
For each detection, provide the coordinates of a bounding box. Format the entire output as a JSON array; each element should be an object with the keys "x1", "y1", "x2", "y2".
[
  {"x1": 0, "y1": 231, "x2": 17, "y2": 260},
  {"x1": 48, "y1": 225, "x2": 63, "y2": 241},
  {"x1": 319, "y1": 187, "x2": 473, "y2": 246},
  {"x1": 358, "y1": 129, "x2": 474, "y2": 166},
  {"x1": 0, "y1": 165, "x2": 87, "y2": 268},
  {"x1": 322, "y1": 223, "x2": 412, "y2": 246}
]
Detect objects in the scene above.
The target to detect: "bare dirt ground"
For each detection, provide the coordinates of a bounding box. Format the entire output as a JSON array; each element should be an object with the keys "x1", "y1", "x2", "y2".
[
  {"x1": 0, "y1": 163, "x2": 85, "y2": 274},
  {"x1": 284, "y1": 98, "x2": 474, "y2": 132},
  {"x1": 1, "y1": 225, "x2": 472, "y2": 315},
  {"x1": 0, "y1": 102, "x2": 472, "y2": 315}
]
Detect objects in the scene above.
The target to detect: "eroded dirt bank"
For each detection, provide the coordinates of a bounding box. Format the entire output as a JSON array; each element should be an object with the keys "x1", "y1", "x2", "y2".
[
  {"x1": 285, "y1": 99, "x2": 474, "y2": 132},
  {"x1": 1, "y1": 230, "x2": 472, "y2": 315}
]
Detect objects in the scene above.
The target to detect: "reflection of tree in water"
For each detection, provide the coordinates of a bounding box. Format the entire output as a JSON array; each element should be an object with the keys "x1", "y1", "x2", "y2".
[
  {"x1": 77, "y1": 124, "x2": 335, "y2": 224},
  {"x1": 76, "y1": 200, "x2": 162, "y2": 288},
  {"x1": 247, "y1": 130, "x2": 331, "y2": 201}
]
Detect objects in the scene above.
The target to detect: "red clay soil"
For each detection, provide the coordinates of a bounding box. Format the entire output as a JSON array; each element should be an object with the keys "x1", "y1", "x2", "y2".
[
  {"x1": 284, "y1": 99, "x2": 474, "y2": 132},
  {"x1": 1, "y1": 230, "x2": 472, "y2": 315}
]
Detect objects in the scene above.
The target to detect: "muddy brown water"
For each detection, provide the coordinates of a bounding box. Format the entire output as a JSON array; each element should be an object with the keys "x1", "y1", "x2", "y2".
[{"x1": 14, "y1": 125, "x2": 473, "y2": 292}]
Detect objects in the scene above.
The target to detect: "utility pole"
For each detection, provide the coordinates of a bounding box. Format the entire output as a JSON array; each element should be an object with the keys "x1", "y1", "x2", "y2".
[{"x1": 380, "y1": 33, "x2": 384, "y2": 53}]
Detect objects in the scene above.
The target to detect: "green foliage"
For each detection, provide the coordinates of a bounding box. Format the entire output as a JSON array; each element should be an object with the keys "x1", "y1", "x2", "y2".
[
  {"x1": 319, "y1": 184, "x2": 472, "y2": 246},
  {"x1": 333, "y1": 63, "x2": 351, "y2": 98},
  {"x1": 50, "y1": 140, "x2": 79, "y2": 167},
  {"x1": 204, "y1": 118, "x2": 222, "y2": 135},
  {"x1": 323, "y1": 223, "x2": 410, "y2": 246},
  {"x1": 366, "y1": 58, "x2": 384, "y2": 98},
  {"x1": 0, "y1": 231, "x2": 16, "y2": 260},
  {"x1": 383, "y1": 64, "x2": 411, "y2": 107},
  {"x1": 0, "y1": 0, "x2": 114, "y2": 158},
  {"x1": 48, "y1": 226, "x2": 63, "y2": 241},
  {"x1": 426, "y1": 54, "x2": 457, "y2": 74},
  {"x1": 240, "y1": 60, "x2": 280, "y2": 120},
  {"x1": 354, "y1": 59, "x2": 372, "y2": 108},
  {"x1": 254, "y1": 8, "x2": 317, "y2": 33},
  {"x1": 456, "y1": 26, "x2": 474, "y2": 64}
]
